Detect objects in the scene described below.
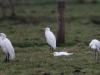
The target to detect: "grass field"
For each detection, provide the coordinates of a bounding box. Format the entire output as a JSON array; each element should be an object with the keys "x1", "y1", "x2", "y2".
[{"x1": 0, "y1": 1, "x2": 100, "y2": 75}]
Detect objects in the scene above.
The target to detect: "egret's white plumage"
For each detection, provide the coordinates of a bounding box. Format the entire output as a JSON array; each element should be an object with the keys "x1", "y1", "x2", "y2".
[
  {"x1": 89, "y1": 39, "x2": 100, "y2": 59},
  {"x1": 0, "y1": 33, "x2": 15, "y2": 62},
  {"x1": 45, "y1": 27, "x2": 56, "y2": 52}
]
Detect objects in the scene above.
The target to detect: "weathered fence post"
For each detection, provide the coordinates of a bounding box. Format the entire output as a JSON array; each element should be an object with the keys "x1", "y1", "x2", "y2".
[{"x1": 57, "y1": 1, "x2": 65, "y2": 46}]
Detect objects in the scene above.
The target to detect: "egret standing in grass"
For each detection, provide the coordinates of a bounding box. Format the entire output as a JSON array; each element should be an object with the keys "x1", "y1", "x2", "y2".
[
  {"x1": 89, "y1": 39, "x2": 100, "y2": 60},
  {"x1": 42, "y1": 27, "x2": 56, "y2": 52},
  {"x1": 0, "y1": 33, "x2": 15, "y2": 62}
]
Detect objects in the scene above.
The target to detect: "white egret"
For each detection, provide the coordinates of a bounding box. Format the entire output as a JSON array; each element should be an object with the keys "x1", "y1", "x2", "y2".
[
  {"x1": 42, "y1": 27, "x2": 56, "y2": 52},
  {"x1": 0, "y1": 33, "x2": 15, "y2": 62},
  {"x1": 89, "y1": 39, "x2": 100, "y2": 60}
]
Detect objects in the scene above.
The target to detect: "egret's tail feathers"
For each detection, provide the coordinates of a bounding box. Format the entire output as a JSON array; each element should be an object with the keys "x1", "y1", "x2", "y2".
[
  {"x1": 9, "y1": 52, "x2": 15, "y2": 60},
  {"x1": 52, "y1": 44, "x2": 56, "y2": 50}
]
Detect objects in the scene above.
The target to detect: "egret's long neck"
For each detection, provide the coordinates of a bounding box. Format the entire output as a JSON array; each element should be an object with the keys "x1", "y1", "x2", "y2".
[{"x1": 45, "y1": 30, "x2": 51, "y2": 34}]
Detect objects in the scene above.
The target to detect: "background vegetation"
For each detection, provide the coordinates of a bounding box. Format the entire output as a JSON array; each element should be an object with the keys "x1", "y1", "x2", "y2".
[{"x1": 0, "y1": 0, "x2": 100, "y2": 75}]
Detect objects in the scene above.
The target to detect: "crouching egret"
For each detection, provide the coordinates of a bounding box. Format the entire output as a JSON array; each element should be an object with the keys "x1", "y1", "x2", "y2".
[
  {"x1": 0, "y1": 33, "x2": 15, "y2": 62},
  {"x1": 42, "y1": 27, "x2": 56, "y2": 52},
  {"x1": 89, "y1": 39, "x2": 100, "y2": 60}
]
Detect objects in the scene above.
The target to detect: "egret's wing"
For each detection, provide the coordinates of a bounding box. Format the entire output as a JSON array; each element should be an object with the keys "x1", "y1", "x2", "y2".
[
  {"x1": 3, "y1": 38, "x2": 15, "y2": 60},
  {"x1": 0, "y1": 37, "x2": 8, "y2": 54}
]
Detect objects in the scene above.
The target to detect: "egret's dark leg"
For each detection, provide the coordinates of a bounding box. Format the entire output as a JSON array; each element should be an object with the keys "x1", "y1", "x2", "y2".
[
  {"x1": 98, "y1": 51, "x2": 99, "y2": 60},
  {"x1": 51, "y1": 47, "x2": 53, "y2": 52},
  {"x1": 49, "y1": 46, "x2": 51, "y2": 52},
  {"x1": 7, "y1": 52, "x2": 10, "y2": 62},
  {"x1": 49, "y1": 46, "x2": 53, "y2": 52},
  {"x1": 94, "y1": 50, "x2": 96, "y2": 59},
  {"x1": 4, "y1": 53, "x2": 10, "y2": 63}
]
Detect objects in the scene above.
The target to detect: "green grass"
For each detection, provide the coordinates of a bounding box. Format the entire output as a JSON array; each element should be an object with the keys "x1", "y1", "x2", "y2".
[{"x1": 0, "y1": 1, "x2": 100, "y2": 75}]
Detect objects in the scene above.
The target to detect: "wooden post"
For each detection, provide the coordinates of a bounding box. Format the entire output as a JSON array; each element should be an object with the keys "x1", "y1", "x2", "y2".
[{"x1": 57, "y1": 1, "x2": 65, "y2": 46}]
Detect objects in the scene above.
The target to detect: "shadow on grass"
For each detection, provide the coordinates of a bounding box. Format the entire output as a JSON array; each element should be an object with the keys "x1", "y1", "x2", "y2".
[
  {"x1": 57, "y1": 40, "x2": 81, "y2": 47},
  {"x1": 1, "y1": 15, "x2": 98, "y2": 27},
  {"x1": 57, "y1": 39, "x2": 89, "y2": 48},
  {"x1": 0, "y1": 15, "x2": 56, "y2": 25},
  {"x1": 13, "y1": 41, "x2": 77, "y2": 48},
  {"x1": 90, "y1": 16, "x2": 100, "y2": 25},
  {"x1": 13, "y1": 42, "x2": 47, "y2": 48},
  {"x1": 13, "y1": 39, "x2": 89, "y2": 48},
  {"x1": 0, "y1": 15, "x2": 97, "y2": 25}
]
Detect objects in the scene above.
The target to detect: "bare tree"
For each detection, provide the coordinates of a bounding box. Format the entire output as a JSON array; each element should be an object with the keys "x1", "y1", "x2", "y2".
[
  {"x1": 1, "y1": 0, "x2": 16, "y2": 17},
  {"x1": 8, "y1": 0, "x2": 16, "y2": 16},
  {"x1": 57, "y1": 1, "x2": 65, "y2": 46}
]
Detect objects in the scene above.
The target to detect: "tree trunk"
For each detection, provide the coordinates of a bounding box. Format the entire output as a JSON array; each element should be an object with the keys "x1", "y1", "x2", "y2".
[
  {"x1": 1, "y1": 0, "x2": 7, "y2": 17},
  {"x1": 8, "y1": 0, "x2": 16, "y2": 16},
  {"x1": 57, "y1": 1, "x2": 65, "y2": 46}
]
